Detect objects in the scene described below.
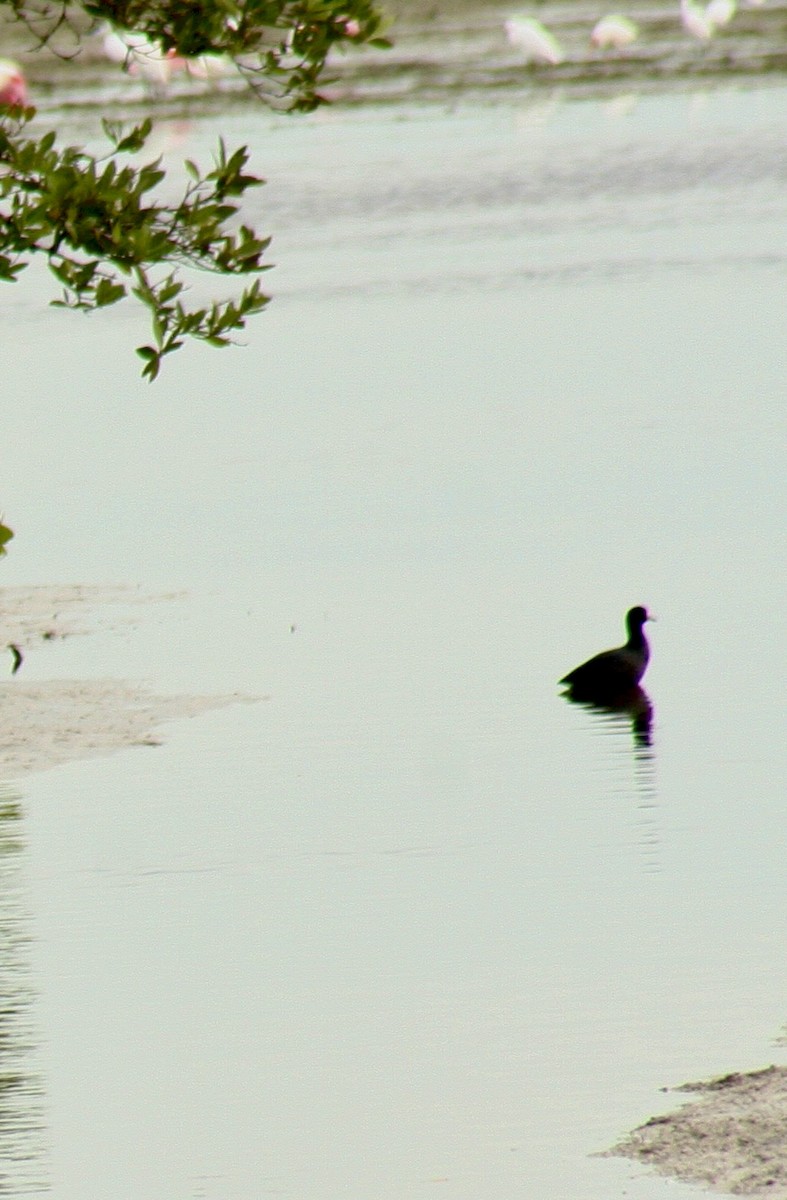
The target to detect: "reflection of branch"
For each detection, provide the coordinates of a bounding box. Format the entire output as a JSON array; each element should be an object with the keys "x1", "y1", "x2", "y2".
[{"x1": 0, "y1": 787, "x2": 47, "y2": 1194}]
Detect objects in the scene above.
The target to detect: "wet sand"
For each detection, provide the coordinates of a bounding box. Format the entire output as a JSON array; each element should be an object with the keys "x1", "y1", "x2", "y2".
[
  {"x1": 605, "y1": 1065, "x2": 787, "y2": 1196},
  {"x1": 0, "y1": 584, "x2": 251, "y2": 778}
]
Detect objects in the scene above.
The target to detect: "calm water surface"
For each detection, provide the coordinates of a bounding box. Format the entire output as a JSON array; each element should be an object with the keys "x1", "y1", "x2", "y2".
[{"x1": 0, "y1": 40, "x2": 785, "y2": 1200}]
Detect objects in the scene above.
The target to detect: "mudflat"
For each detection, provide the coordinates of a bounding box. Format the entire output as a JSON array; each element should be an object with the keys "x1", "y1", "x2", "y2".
[{"x1": 0, "y1": 584, "x2": 248, "y2": 779}]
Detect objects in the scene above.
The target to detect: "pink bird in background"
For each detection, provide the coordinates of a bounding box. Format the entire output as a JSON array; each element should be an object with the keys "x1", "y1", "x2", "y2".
[
  {"x1": 101, "y1": 28, "x2": 187, "y2": 90},
  {"x1": 590, "y1": 14, "x2": 639, "y2": 48},
  {"x1": 504, "y1": 15, "x2": 565, "y2": 65},
  {"x1": 0, "y1": 59, "x2": 28, "y2": 107},
  {"x1": 99, "y1": 25, "x2": 234, "y2": 94}
]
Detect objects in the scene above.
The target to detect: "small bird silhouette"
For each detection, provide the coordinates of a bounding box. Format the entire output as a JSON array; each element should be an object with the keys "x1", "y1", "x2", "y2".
[{"x1": 560, "y1": 606, "x2": 654, "y2": 699}]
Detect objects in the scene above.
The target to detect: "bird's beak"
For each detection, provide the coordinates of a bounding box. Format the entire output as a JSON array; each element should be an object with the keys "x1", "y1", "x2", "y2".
[{"x1": 647, "y1": 613, "x2": 657, "y2": 622}]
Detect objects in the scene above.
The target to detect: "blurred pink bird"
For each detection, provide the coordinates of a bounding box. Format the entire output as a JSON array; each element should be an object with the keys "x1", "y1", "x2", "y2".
[
  {"x1": 0, "y1": 59, "x2": 28, "y2": 107},
  {"x1": 590, "y1": 14, "x2": 639, "y2": 48},
  {"x1": 100, "y1": 26, "x2": 235, "y2": 92},
  {"x1": 101, "y1": 28, "x2": 187, "y2": 90},
  {"x1": 680, "y1": 0, "x2": 716, "y2": 37},
  {"x1": 504, "y1": 15, "x2": 565, "y2": 65},
  {"x1": 705, "y1": 0, "x2": 736, "y2": 24}
]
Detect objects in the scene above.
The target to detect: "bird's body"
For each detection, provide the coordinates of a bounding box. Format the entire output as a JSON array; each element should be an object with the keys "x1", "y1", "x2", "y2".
[
  {"x1": 183, "y1": 53, "x2": 233, "y2": 81},
  {"x1": 101, "y1": 27, "x2": 187, "y2": 90},
  {"x1": 504, "y1": 16, "x2": 565, "y2": 65},
  {"x1": 705, "y1": 0, "x2": 736, "y2": 25},
  {"x1": 100, "y1": 25, "x2": 233, "y2": 93},
  {"x1": 560, "y1": 606, "x2": 653, "y2": 698},
  {"x1": 0, "y1": 59, "x2": 28, "y2": 107},
  {"x1": 680, "y1": 0, "x2": 716, "y2": 39},
  {"x1": 590, "y1": 14, "x2": 639, "y2": 49}
]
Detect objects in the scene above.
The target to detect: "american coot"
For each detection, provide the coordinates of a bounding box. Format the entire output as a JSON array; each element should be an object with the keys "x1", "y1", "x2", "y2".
[{"x1": 559, "y1": 606, "x2": 654, "y2": 698}]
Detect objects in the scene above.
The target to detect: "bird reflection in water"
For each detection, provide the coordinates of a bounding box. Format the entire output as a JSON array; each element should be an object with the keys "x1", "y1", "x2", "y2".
[
  {"x1": 561, "y1": 681, "x2": 654, "y2": 749},
  {"x1": 560, "y1": 682, "x2": 659, "y2": 870}
]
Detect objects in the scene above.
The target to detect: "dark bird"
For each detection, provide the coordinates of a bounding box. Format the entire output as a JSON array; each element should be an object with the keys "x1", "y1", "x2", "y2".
[{"x1": 559, "y1": 606, "x2": 654, "y2": 699}]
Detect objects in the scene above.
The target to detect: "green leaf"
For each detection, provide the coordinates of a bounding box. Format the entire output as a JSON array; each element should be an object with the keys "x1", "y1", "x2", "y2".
[
  {"x1": 115, "y1": 119, "x2": 153, "y2": 154},
  {"x1": 94, "y1": 278, "x2": 126, "y2": 306}
]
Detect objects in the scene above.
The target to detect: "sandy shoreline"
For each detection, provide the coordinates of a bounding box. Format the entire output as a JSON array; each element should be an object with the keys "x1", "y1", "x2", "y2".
[
  {"x1": 604, "y1": 1064, "x2": 787, "y2": 1197},
  {"x1": 0, "y1": 583, "x2": 249, "y2": 778}
]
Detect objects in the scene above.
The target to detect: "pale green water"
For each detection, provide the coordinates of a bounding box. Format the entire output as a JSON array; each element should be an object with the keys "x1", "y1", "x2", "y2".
[{"x1": 0, "y1": 51, "x2": 785, "y2": 1200}]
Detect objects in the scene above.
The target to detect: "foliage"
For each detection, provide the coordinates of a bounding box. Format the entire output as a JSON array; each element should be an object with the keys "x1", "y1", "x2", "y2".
[
  {"x1": 7, "y1": 1, "x2": 391, "y2": 109},
  {"x1": 0, "y1": 0, "x2": 389, "y2": 378},
  {"x1": 1, "y1": 112, "x2": 271, "y2": 379}
]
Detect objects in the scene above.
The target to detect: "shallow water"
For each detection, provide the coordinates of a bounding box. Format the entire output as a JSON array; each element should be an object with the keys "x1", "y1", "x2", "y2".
[{"x1": 0, "y1": 23, "x2": 785, "y2": 1200}]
